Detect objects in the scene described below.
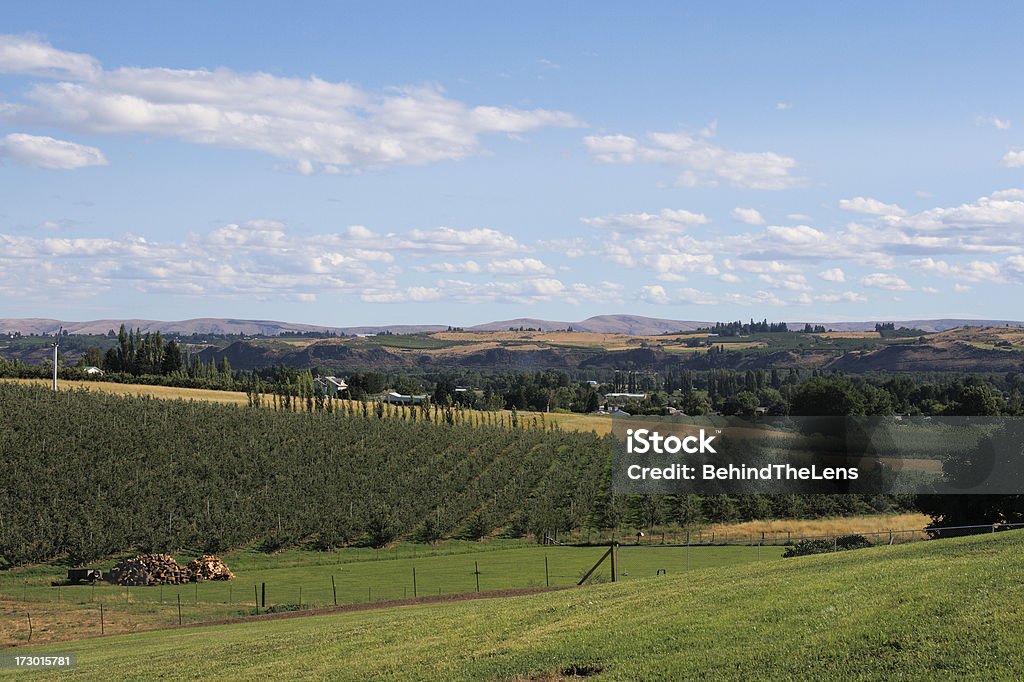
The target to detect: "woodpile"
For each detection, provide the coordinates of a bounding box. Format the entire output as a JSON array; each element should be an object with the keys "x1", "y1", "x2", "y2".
[
  {"x1": 187, "y1": 555, "x2": 235, "y2": 581},
  {"x1": 108, "y1": 554, "x2": 189, "y2": 586}
]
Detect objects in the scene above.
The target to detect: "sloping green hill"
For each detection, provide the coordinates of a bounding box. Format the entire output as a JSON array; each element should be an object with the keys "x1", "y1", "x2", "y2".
[{"x1": 8, "y1": 531, "x2": 1023, "y2": 681}]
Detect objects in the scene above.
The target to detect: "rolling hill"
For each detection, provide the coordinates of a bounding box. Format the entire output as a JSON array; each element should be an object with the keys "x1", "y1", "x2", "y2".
[{"x1": 4, "y1": 315, "x2": 1022, "y2": 338}]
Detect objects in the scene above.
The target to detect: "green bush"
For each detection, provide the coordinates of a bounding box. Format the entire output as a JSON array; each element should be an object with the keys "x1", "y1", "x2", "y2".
[{"x1": 783, "y1": 534, "x2": 872, "y2": 558}]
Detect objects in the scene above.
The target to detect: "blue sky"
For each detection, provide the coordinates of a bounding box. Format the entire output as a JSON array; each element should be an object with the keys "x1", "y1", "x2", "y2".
[{"x1": 1, "y1": 2, "x2": 1023, "y2": 326}]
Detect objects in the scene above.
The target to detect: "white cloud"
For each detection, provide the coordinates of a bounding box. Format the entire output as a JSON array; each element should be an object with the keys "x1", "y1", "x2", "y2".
[
  {"x1": 728, "y1": 259, "x2": 799, "y2": 274},
  {"x1": 975, "y1": 115, "x2": 1011, "y2": 130},
  {"x1": 839, "y1": 197, "x2": 907, "y2": 217},
  {"x1": 1003, "y1": 150, "x2": 1024, "y2": 168},
  {"x1": 786, "y1": 213, "x2": 814, "y2": 222},
  {"x1": 583, "y1": 125, "x2": 804, "y2": 189},
  {"x1": 895, "y1": 191, "x2": 1024, "y2": 231},
  {"x1": 860, "y1": 273, "x2": 912, "y2": 291},
  {"x1": 758, "y1": 273, "x2": 810, "y2": 291},
  {"x1": 0, "y1": 34, "x2": 99, "y2": 80},
  {"x1": 486, "y1": 257, "x2": 553, "y2": 275},
  {"x1": 414, "y1": 260, "x2": 482, "y2": 274},
  {"x1": 818, "y1": 268, "x2": 846, "y2": 282},
  {"x1": 731, "y1": 207, "x2": 765, "y2": 225},
  {"x1": 637, "y1": 284, "x2": 671, "y2": 305},
  {"x1": 389, "y1": 227, "x2": 525, "y2": 255},
  {"x1": 909, "y1": 256, "x2": 1007, "y2": 283},
  {"x1": 581, "y1": 208, "x2": 709, "y2": 233},
  {"x1": 815, "y1": 291, "x2": 867, "y2": 303},
  {"x1": 954, "y1": 283, "x2": 971, "y2": 293},
  {"x1": 636, "y1": 284, "x2": 785, "y2": 307},
  {"x1": 0, "y1": 219, "x2": 539, "y2": 304},
  {"x1": 0, "y1": 34, "x2": 580, "y2": 173},
  {"x1": 989, "y1": 188, "x2": 1024, "y2": 200},
  {"x1": 0, "y1": 133, "x2": 107, "y2": 169},
  {"x1": 775, "y1": 102, "x2": 791, "y2": 111},
  {"x1": 766, "y1": 224, "x2": 827, "y2": 245},
  {"x1": 643, "y1": 253, "x2": 718, "y2": 276}
]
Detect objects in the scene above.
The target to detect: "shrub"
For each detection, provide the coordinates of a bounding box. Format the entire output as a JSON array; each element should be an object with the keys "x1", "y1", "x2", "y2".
[{"x1": 783, "y1": 534, "x2": 872, "y2": 558}]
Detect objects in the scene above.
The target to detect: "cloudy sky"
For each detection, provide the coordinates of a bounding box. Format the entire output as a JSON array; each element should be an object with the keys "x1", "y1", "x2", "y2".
[{"x1": 2, "y1": 2, "x2": 1023, "y2": 326}]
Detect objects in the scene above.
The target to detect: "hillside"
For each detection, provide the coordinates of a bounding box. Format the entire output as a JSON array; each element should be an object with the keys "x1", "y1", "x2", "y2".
[
  {"x1": 4, "y1": 315, "x2": 1022, "y2": 338},
  {"x1": 11, "y1": 531, "x2": 1022, "y2": 680},
  {"x1": 191, "y1": 329, "x2": 1023, "y2": 373},
  {"x1": 5, "y1": 320, "x2": 1024, "y2": 374},
  {"x1": 828, "y1": 340, "x2": 1024, "y2": 373},
  {"x1": 0, "y1": 383, "x2": 609, "y2": 565}
]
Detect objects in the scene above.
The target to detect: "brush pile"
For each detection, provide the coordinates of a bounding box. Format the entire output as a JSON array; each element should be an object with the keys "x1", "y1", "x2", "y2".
[
  {"x1": 108, "y1": 554, "x2": 190, "y2": 586},
  {"x1": 186, "y1": 555, "x2": 235, "y2": 581}
]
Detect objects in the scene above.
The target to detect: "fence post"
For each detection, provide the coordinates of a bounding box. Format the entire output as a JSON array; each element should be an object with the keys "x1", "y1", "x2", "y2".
[
  {"x1": 254, "y1": 585, "x2": 259, "y2": 615},
  {"x1": 475, "y1": 561, "x2": 480, "y2": 592},
  {"x1": 177, "y1": 593, "x2": 182, "y2": 625},
  {"x1": 545, "y1": 556, "x2": 549, "y2": 587},
  {"x1": 261, "y1": 582, "x2": 266, "y2": 609},
  {"x1": 610, "y1": 543, "x2": 617, "y2": 582},
  {"x1": 332, "y1": 575, "x2": 337, "y2": 606},
  {"x1": 100, "y1": 602, "x2": 104, "y2": 634},
  {"x1": 27, "y1": 613, "x2": 32, "y2": 642},
  {"x1": 413, "y1": 567, "x2": 417, "y2": 597}
]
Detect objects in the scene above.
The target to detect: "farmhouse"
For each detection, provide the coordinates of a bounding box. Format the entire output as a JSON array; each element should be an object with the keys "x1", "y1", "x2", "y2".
[
  {"x1": 82, "y1": 366, "x2": 104, "y2": 375},
  {"x1": 381, "y1": 391, "x2": 428, "y2": 405},
  {"x1": 314, "y1": 376, "x2": 348, "y2": 396}
]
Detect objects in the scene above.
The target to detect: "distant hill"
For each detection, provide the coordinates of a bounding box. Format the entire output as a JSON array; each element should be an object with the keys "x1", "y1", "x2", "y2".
[
  {"x1": 0, "y1": 317, "x2": 446, "y2": 337},
  {"x1": 468, "y1": 315, "x2": 710, "y2": 334},
  {"x1": 2, "y1": 315, "x2": 1022, "y2": 337},
  {"x1": 793, "y1": 319, "x2": 1024, "y2": 333},
  {"x1": 467, "y1": 318, "x2": 574, "y2": 332}
]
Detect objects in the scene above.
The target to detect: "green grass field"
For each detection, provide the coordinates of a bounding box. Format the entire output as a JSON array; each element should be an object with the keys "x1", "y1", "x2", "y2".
[
  {"x1": 1, "y1": 541, "x2": 780, "y2": 645},
  {"x1": 4, "y1": 531, "x2": 1021, "y2": 680}
]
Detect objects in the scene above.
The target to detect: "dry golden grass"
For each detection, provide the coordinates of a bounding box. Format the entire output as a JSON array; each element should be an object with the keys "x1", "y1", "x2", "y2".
[
  {"x1": 330, "y1": 399, "x2": 613, "y2": 435},
  {"x1": 277, "y1": 339, "x2": 319, "y2": 348},
  {"x1": 705, "y1": 512, "x2": 930, "y2": 540},
  {"x1": 4, "y1": 379, "x2": 615, "y2": 434},
  {"x1": 3, "y1": 378, "x2": 251, "y2": 405}
]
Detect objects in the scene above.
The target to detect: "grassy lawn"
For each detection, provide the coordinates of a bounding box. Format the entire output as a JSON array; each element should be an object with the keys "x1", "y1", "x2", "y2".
[
  {"x1": 0, "y1": 542, "x2": 780, "y2": 646},
  {"x1": 4, "y1": 531, "x2": 1020, "y2": 680}
]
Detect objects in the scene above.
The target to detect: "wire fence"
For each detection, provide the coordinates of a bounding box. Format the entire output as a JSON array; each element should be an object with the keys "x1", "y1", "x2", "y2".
[
  {"x1": 570, "y1": 521, "x2": 1024, "y2": 547},
  {"x1": 3, "y1": 522, "x2": 1021, "y2": 646}
]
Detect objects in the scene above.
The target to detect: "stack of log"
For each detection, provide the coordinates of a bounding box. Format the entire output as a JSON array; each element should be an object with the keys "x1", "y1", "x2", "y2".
[
  {"x1": 108, "y1": 554, "x2": 190, "y2": 586},
  {"x1": 187, "y1": 555, "x2": 235, "y2": 581}
]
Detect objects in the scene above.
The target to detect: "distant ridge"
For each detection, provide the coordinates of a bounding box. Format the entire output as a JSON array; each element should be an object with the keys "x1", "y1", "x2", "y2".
[
  {"x1": 0, "y1": 318, "x2": 446, "y2": 337},
  {"x1": 1, "y1": 315, "x2": 1021, "y2": 337}
]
